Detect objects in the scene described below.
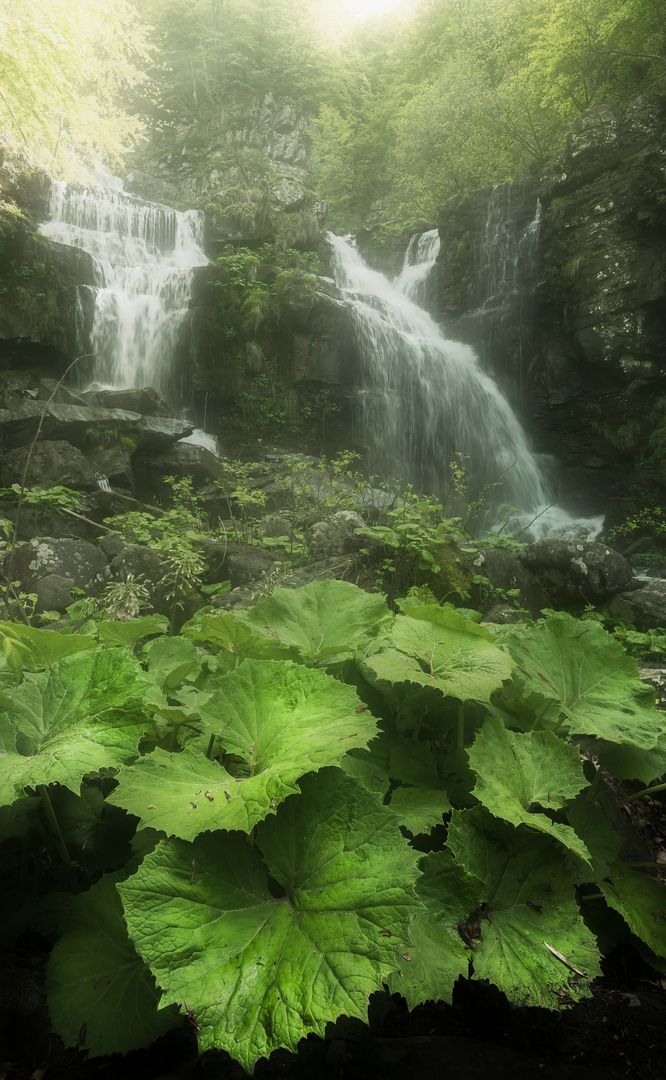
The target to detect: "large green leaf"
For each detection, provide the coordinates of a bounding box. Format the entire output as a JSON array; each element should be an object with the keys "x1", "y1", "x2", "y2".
[
  {"x1": 111, "y1": 660, "x2": 378, "y2": 839},
  {"x1": 48, "y1": 785, "x2": 138, "y2": 875},
  {"x1": 236, "y1": 579, "x2": 392, "y2": 664},
  {"x1": 46, "y1": 874, "x2": 181, "y2": 1057},
  {"x1": 566, "y1": 792, "x2": 622, "y2": 883},
  {"x1": 363, "y1": 606, "x2": 513, "y2": 703},
  {"x1": 198, "y1": 658, "x2": 377, "y2": 770},
  {"x1": 182, "y1": 611, "x2": 277, "y2": 672},
  {"x1": 388, "y1": 851, "x2": 480, "y2": 1007},
  {"x1": 386, "y1": 737, "x2": 452, "y2": 834},
  {"x1": 97, "y1": 616, "x2": 169, "y2": 650},
  {"x1": 109, "y1": 746, "x2": 297, "y2": 839},
  {"x1": 596, "y1": 736, "x2": 666, "y2": 784},
  {"x1": 600, "y1": 861, "x2": 666, "y2": 959},
  {"x1": 0, "y1": 651, "x2": 147, "y2": 796},
  {"x1": 447, "y1": 808, "x2": 602, "y2": 1008},
  {"x1": 119, "y1": 770, "x2": 421, "y2": 1072},
  {"x1": 503, "y1": 614, "x2": 664, "y2": 748},
  {"x1": 0, "y1": 623, "x2": 97, "y2": 675},
  {"x1": 467, "y1": 716, "x2": 591, "y2": 864}
]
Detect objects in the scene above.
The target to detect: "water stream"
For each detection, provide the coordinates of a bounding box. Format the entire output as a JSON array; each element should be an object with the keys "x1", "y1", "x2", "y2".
[
  {"x1": 40, "y1": 178, "x2": 208, "y2": 415},
  {"x1": 329, "y1": 232, "x2": 603, "y2": 539}
]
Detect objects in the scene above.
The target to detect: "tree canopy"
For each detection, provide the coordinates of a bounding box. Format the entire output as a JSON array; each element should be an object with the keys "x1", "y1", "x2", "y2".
[
  {"x1": 0, "y1": 0, "x2": 153, "y2": 179},
  {"x1": 1, "y1": 0, "x2": 664, "y2": 221}
]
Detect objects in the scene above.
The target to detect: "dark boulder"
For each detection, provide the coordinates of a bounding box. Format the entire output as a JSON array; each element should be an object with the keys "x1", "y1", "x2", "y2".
[
  {"x1": 471, "y1": 547, "x2": 550, "y2": 619},
  {"x1": 518, "y1": 538, "x2": 633, "y2": 604},
  {"x1": 2, "y1": 537, "x2": 108, "y2": 612},
  {"x1": 0, "y1": 440, "x2": 100, "y2": 491},
  {"x1": 604, "y1": 580, "x2": 666, "y2": 633}
]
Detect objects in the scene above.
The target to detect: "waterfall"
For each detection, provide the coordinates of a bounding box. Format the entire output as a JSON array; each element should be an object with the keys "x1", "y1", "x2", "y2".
[
  {"x1": 329, "y1": 232, "x2": 603, "y2": 539},
  {"x1": 395, "y1": 228, "x2": 440, "y2": 306},
  {"x1": 40, "y1": 179, "x2": 208, "y2": 413}
]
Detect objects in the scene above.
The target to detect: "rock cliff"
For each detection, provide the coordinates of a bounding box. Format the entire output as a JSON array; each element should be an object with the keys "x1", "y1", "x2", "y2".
[{"x1": 436, "y1": 94, "x2": 666, "y2": 528}]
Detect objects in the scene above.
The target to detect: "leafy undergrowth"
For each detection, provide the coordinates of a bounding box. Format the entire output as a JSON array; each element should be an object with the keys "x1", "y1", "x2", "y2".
[{"x1": 1, "y1": 580, "x2": 666, "y2": 1074}]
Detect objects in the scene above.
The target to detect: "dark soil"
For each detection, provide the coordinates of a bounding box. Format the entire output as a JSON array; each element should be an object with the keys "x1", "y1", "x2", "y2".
[{"x1": 2, "y1": 951, "x2": 666, "y2": 1080}]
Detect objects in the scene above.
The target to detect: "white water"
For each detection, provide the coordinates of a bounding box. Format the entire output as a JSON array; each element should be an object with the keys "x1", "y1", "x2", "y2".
[
  {"x1": 40, "y1": 180, "x2": 208, "y2": 412},
  {"x1": 329, "y1": 232, "x2": 604, "y2": 539},
  {"x1": 395, "y1": 228, "x2": 440, "y2": 306}
]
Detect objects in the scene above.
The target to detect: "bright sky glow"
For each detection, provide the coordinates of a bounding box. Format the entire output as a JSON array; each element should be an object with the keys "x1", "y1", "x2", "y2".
[{"x1": 343, "y1": 0, "x2": 406, "y2": 21}]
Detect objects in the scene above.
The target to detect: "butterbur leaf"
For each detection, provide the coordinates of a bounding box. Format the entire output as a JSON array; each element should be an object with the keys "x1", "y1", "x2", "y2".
[
  {"x1": 198, "y1": 658, "x2": 377, "y2": 776},
  {"x1": 504, "y1": 614, "x2": 663, "y2": 748},
  {"x1": 0, "y1": 752, "x2": 27, "y2": 808},
  {"x1": 388, "y1": 851, "x2": 481, "y2": 1006},
  {"x1": 48, "y1": 785, "x2": 137, "y2": 875},
  {"x1": 142, "y1": 636, "x2": 202, "y2": 688},
  {"x1": 119, "y1": 770, "x2": 422, "y2": 1073},
  {"x1": 0, "y1": 623, "x2": 97, "y2": 672},
  {"x1": 363, "y1": 607, "x2": 513, "y2": 703},
  {"x1": 566, "y1": 792, "x2": 622, "y2": 883},
  {"x1": 182, "y1": 611, "x2": 274, "y2": 670},
  {"x1": 468, "y1": 717, "x2": 591, "y2": 865},
  {"x1": 97, "y1": 616, "x2": 168, "y2": 650},
  {"x1": 236, "y1": 578, "x2": 392, "y2": 664},
  {"x1": 388, "y1": 786, "x2": 451, "y2": 834},
  {"x1": 46, "y1": 875, "x2": 180, "y2": 1057},
  {"x1": 596, "y1": 736, "x2": 666, "y2": 784},
  {"x1": 600, "y1": 861, "x2": 666, "y2": 959},
  {"x1": 111, "y1": 661, "x2": 378, "y2": 839},
  {"x1": 0, "y1": 651, "x2": 147, "y2": 797},
  {"x1": 447, "y1": 808, "x2": 602, "y2": 1008},
  {"x1": 109, "y1": 745, "x2": 297, "y2": 839}
]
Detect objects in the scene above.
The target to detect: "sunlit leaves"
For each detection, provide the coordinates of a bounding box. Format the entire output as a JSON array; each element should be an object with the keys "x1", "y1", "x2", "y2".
[
  {"x1": 119, "y1": 770, "x2": 421, "y2": 1071},
  {"x1": 467, "y1": 716, "x2": 591, "y2": 865},
  {"x1": 236, "y1": 578, "x2": 391, "y2": 664},
  {"x1": 363, "y1": 606, "x2": 513, "y2": 703},
  {"x1": 0, "y1": 0, "x2": 153, "y2": 177},
  {"x1": 0, "y1": 651, "x2": 146, "y2": 797},
  {"x1": 111, "y1": 659, "x2": 377, "y2": 838}
]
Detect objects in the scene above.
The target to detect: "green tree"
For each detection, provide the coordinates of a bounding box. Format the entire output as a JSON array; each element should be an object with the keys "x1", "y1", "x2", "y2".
[{"x1": 0, "y1": 0, "x2": 153, "y2": 178}]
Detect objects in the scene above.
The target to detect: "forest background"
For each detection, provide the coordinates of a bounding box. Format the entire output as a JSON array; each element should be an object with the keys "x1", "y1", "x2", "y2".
[{"x1": 1, "y1": 0, "x2": 665, "y2": 231}]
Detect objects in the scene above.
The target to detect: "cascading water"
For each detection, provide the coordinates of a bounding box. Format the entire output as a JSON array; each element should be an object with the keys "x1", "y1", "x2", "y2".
[
  {"x1": 329, "y1": 232, "x2": 603, "y2": 539},
  {"x1": 40, "y1": 178, "x2": 208, "y2": 414},
  {"x1": 395, "y1": 228, "x2": 440, "y2": 307}
]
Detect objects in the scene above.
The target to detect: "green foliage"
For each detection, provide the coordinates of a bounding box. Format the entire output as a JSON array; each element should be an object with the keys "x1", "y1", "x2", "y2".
[
  {"x1": 101, "y1": 477, "x2": 219, "y2": 628},
  {"x1": 0, "y1": 0, "x2": 153, "y2": 179},
  {"x1": 0, "y1": 483, "x2": 82, "y2": 513},
  {"x1": 2, "y1": 581, "x2": 666, "y2": 1070},
  {"x1": 308, "y1": 0, "x2": 666, "y2": 224}
]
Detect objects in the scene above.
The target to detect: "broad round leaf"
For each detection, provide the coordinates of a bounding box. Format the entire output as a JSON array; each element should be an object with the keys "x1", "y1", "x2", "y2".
[
  {"x1": 236, "y1": 578, "x2": 392, "y2": 663},
  {"x1": 600, "y1": 861, "x2": 666, "y2": 959},
  {"x1": 112, "y1": 661, "x2": 378, "y2": 840},
  {"x1": 448, "y1": 808, "x2": 602, "y2": 1008},
  {"x1": 504, "y1": 614, "x2": 664, "y2": 748},
  {"x1": 118, "y1": 769, "x2": 421, "y2": 1072},
  {"x1": 363, "y1": 607, "x2": 513, "y2": 703},
  {"x1": 467, "y1": 716, "x2": 591, "y2": 865},
  {"x1": 388, "y1": 851, "x2": 480, "y2": 1007},
  {"x1": 1, "y1": 650, "x2": 147, "y2": 796}
]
